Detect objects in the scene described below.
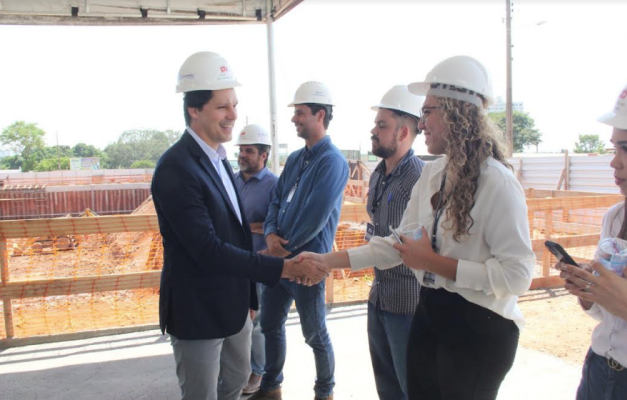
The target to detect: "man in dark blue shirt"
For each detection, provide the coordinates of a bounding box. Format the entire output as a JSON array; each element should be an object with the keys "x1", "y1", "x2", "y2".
[
  {"x1": 234, "y1": 124, "x2": 279, "y2": 395},
  {"x1": 366, "y1": 85, "x2": 424, "y2": 400},
  {"x1": 250, "y1": 82, "x2": 348, "y2": 400}
]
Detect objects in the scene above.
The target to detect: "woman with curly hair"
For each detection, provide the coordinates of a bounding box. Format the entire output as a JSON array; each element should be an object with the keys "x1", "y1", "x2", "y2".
[{"x1": 300, "y1": 56, "x2": 535, "y2": 400}]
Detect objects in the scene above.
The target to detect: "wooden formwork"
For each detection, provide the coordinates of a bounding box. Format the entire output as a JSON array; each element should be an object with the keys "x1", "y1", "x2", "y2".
[
  {"x1": 0, "y1": 206, "x2": 370, "y2": 347},
  {"x1": 0, "y1": 191, "x2": 622, "y2": 347},
  {"x1": 0, "y1": 215, "x2": 161, "y2": 346},
  {"x1": 526, "y1": 192, "x2": 623, "y2": 289}
]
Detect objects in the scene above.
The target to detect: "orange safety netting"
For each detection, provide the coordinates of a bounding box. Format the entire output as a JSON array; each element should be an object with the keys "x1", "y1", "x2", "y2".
[
  {"x1": 0, "y1": 198, "x2": 162, "y2": 340},
  {"x1": 0, "y1": 193, "x2": 623, "y2": 342}
]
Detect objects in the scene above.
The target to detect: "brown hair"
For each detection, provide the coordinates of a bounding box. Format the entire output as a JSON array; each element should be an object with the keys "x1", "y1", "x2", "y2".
[{"x1": 438, "y1": 97, "x2": 511, "y2": 242}]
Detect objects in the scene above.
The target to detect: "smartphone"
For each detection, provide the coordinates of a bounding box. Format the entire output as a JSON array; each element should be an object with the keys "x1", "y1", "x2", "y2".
[
  {"x1": 544, "y1": 240, "x2": 579, "y2": 267},
  {"x1": 389, "y1": 226, "x2": 403, "y2": 244}
]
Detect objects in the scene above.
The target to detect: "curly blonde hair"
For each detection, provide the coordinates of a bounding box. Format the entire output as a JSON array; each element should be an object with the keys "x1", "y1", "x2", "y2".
[{"x1": 437, "y1": 96, "x2": 511, "y2": 242}]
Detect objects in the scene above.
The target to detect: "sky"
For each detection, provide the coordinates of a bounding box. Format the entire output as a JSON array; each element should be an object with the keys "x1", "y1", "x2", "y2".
[{"x1": 0, "y1": 0, "x2": 626, "y2": 158}]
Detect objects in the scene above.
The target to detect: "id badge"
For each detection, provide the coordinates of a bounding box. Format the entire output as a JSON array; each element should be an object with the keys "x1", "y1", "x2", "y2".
[
  {"x1": 286, "y1": 185, "x2": 297, "y2": 203},
  {"x1": 365, "y1": 222, "x2": 375, "y2": 242}
]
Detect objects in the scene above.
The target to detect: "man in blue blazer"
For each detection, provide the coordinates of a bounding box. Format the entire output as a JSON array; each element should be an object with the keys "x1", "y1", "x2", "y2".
[{"x1": 151, "y1": 52, "x2": 326, "y2": 400}]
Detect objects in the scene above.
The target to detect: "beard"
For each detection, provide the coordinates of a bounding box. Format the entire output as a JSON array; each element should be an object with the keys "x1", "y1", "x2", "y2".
[
  {"x1": 371, "y1": 130, "x2": 398, "y2": 159},
  {"x1": 238, "y1": 158, "x2": 260, "y2": 174}
]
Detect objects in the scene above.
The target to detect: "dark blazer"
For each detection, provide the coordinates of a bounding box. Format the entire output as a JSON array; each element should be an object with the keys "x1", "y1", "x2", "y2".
[{"x1": 152, "y1": 131, "x2": 283, "y2": 340}]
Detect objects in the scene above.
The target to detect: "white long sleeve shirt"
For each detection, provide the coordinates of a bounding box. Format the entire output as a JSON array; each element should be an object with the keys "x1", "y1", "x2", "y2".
[
  {"x1": 587, "y1": 201, "x2": 627, "y2": 366},
  {"x1": 348, "y1": 156, "x2": 536, "y2": 329}
]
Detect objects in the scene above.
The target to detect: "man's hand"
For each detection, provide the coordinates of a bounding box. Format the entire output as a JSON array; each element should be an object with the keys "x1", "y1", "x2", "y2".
[
  {"x1": 282, "y1": 257, "x2": 328, "y2": 286},
  {"x1": 266, "y1": 233, "x2": 292, "y2": 258},
  {"x1": 294, "y1": 252, "x2": 330, "y2": 285}
]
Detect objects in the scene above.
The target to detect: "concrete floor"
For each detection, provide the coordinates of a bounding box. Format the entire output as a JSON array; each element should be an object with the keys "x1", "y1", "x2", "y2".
[{"x1": 0, "y1": 303, "x2": 582, "y2": 400}]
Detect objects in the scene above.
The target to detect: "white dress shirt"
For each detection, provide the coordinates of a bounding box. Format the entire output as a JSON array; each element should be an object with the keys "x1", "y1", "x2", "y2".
[
  {"x1": 187, "y1": 127, "x2": 242, "y2": 224},
  {"x1": 348, "y1": 156, "x2": 536, "y2": 329},
  {"x1": 587, "y1": 201, "x2": 627, "y2": 366}
]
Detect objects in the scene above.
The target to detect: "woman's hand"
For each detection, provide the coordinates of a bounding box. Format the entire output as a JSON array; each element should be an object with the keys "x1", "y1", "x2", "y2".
[
  {"x1": 560, "y1": 261, "x2": 627, "y2": 319},
  {"x1": 392, "y1": 227, "x2": 434, "y2": 271}
]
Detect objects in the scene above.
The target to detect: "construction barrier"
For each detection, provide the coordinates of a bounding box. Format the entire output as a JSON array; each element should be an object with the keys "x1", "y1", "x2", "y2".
[{"x1": 0, "y1": 191, "x2": 623, "y2": 347}]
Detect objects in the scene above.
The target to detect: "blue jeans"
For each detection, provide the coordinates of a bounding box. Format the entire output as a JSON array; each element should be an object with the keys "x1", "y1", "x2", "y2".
[
  {"x1": 260, "y1": 278, "x2": 335, "y2": 398},
  {"x1": 577, "y1": 348, "x2": 627, "y2": 400},
  {"x1": 367, "y1": 301, "x2": 413, "y2": 400},
  {"x1": 251, "y1": 282, "x2": 266, "y2": 375}
]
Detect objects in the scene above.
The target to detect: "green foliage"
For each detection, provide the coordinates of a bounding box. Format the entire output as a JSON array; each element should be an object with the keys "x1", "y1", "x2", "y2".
[
  {"x1": 104, "y1": 129, "x2": 182, "y2": 168},
  {"x1": 35, "y1": 157, "x2": 70, "y2": 172},
  {"x1": 0, "y1": 121, "x2": 46, "y2": 171},
  {"x1": 0, "y1": 122, "x2": 182, "y2": 171},
  {"x1": 130, "y1": 159, "x2": 156, "y2": 169},
  {"x1": 574, "y1": 134, "x2": 605, "y2": 154},
  {"x1": 0, "y1": 154, "x2": 23, "y2": 170},
  {"x1": 488, "y1": 111, "x2": 542, "y2": 153},
  {"x1": 72, "y1": 143, "x2": 103, "y2": 158}
]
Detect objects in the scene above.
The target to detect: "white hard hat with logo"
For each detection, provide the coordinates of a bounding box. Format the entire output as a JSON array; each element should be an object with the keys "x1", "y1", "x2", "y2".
[
  {"x1": 176, "y1": 51, "x2": 241, "y2": 93},
  {"x1": 408, "y1": 55, "x2": 494, "y2": 109},
  {"x1": 598, "y1": 85, "x2": 627, "y2": 130},
  {"x1": 288, "y1": 81, "x2": 335, "y2": 107},
  {"x1": 372, "y1": 85, "x2": 424, "y2": 118},
  {"x1": 235, "y1": 124, "x2": 272, "y2": 146}
]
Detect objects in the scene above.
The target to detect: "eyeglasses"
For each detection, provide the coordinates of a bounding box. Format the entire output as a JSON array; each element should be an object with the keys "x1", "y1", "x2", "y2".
[{"x1": 418, "y1": 106, "x2": 442, "y2": 122}]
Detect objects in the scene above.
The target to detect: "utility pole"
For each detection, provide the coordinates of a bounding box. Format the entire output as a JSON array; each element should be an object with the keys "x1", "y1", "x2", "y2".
[
  {"x1": 55, "y1": 131, "x2": 61, "y2": 170},
  {"x1": 506, "y1": 0, "x2": 514, "y2": 157}
]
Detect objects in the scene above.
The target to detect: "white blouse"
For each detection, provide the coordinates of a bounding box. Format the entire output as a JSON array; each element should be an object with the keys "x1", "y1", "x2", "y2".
[
  {"x1": 348, "y1": 156, "x2": 536, "y2": 329},
  {"x1": 588, "y1": 201, "x2": 627, "y2": 366}
]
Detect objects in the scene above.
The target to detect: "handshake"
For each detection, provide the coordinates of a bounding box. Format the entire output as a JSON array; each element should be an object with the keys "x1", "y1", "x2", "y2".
[{"x1": 281, "y1": 252, "x2": 331, "y2": 286}]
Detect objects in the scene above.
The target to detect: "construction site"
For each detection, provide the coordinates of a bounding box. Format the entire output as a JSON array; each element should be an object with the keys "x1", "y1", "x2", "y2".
[
  {"x1": 1, "y1": 1, "x2": 626, "y2": 399},
  {"x1": 0, "y1": 159, "x2": 621, "y2": 359}
]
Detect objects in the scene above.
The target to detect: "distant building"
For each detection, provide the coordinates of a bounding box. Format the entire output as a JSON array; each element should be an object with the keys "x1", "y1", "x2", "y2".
[{"x1": 488, "y1": 97, "x2": 524, "y2": 114}]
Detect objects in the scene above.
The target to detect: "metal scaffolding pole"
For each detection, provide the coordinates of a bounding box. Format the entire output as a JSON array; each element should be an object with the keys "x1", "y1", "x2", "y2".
[
  {"x1": 266, "y1": 0, "x2": 280, "y2": 173},
  {"x1": 506, "y1": 0, "x2": 514, "y2": 156}
]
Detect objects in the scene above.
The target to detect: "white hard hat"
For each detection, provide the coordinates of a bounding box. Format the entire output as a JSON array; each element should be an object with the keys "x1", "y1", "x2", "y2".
[
  {"x1": 598, "y1": 85, "x2": 627, "y2": 130},
  {"x1": 372, "y1": 85, "x2": 424, "y2": 118},
  {"x1": 176, "y1": 51, "x2": 241, "y2": 93},
  {"x1": 408, "y1": 55, "x2": 494, "y2": 108},
  {"x1": 235, "y1": 124, "x2": 272, "y2": 146},
  {"x1": 288, "y1": 81, "x2": 335, "y2": 107}
]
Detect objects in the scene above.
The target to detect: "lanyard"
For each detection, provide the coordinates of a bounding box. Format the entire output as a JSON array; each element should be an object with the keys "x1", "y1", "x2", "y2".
[
  {"x1": 431, "y1": 172, "x2": 447, "y2": 251},
  {"x1": 370, "y1": 172, "x2": 395, "y2": 215},
  {"x1": 293, "y1": 150, "x2": 313, "y2": 189}
]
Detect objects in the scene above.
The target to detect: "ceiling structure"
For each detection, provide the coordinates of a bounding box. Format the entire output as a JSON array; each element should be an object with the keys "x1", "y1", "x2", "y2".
[
  {"x1": 0, "y1": 0, "x2": 303, "y2": 25},
  {"x1": 0, "y1": 0, "x2": 304, "y2": 172}
]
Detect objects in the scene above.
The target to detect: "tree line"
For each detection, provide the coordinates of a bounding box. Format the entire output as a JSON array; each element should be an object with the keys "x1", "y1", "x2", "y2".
[
  {"x1": 0, "y1": 121, "x2": 182, "y2": 172},
  {"x1": 0, "y1": 116, "x2": 608, "y2": 172}
]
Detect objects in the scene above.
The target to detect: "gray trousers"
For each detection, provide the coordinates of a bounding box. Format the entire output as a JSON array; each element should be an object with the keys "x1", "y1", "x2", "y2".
[{"x1": 170, "y1": 315, "x2": 253, "y2": 400}]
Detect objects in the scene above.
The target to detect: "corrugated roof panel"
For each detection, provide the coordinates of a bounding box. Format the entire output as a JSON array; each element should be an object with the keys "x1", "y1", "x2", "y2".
[{"x1": 0, "y1": 0, "x2": 302, "y2": 25}]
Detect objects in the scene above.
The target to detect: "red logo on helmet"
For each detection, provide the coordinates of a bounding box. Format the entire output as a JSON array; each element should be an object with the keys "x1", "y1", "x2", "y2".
[
  {"x1": 220, "y1": 66, "x2": 228, "y2": 73},
  {"x1": 620, "y1": 90, "x2": 627, "y2": 99}
]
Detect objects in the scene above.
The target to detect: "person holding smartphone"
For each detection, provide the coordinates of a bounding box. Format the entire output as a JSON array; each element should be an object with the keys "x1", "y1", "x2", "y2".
[
  {"x1": 556, "y1": 84, "x2": 627, "y2": 400},
  {"x1": 300, "y1": 56, "x2": 535, "y2": 399}
]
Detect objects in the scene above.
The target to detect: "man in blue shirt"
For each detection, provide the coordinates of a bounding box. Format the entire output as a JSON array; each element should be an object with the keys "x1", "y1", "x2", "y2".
[
  {"x1": 234, "y1": 124, "x2": 279, "y2": 395},
  {"x1": 250, "y1": 82, "x2": 349, "y2": 400}
]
